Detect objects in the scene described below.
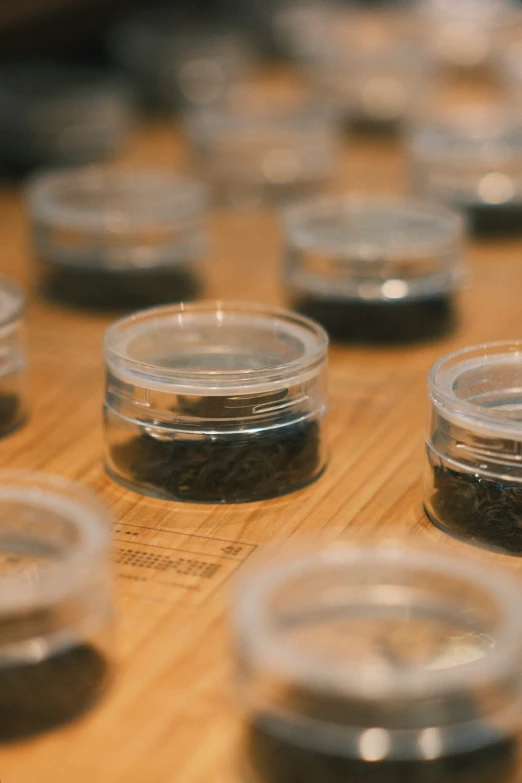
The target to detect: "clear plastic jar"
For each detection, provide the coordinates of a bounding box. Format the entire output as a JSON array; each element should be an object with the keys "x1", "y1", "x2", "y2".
[
  {"x1": 425, "y1": 341, "x2": 522, "y2": 555},
  {"x1": 104, "y1": 302, "x2": 328, "y2": 503},
  {"x1": 27, "y1": 167, "x2": 207, "y2": 311},
  {"x1": 0, "y1": 278, "x2": 27, "y2": 437},
  {"x1": 311, "y1": 41, "x2": 428, "y2": 134},
  {"x1": 418, "y1": 0, "x2": 522, "y2": 72},
  {"x1": 0, "y1": 63, "x2": 133, "y2": 172},
  {"x1": 283, "y1": 196, "x2": 464, "y2": 344},
  {"x1": 232, "y1": 542, "x2": 522, "y2": 783},
  {"x1": 109, "y1": 9, "x2": 252, "y2": 111},
  {"x1": 0, "y1": 471, "x2": 113, "y2": 740},
  {"x1": 410, "y1": 104, "x2": 522, "y2": 237},
  {"x1": 185, "y1": 85, "x2": 338, "y2": 206}
]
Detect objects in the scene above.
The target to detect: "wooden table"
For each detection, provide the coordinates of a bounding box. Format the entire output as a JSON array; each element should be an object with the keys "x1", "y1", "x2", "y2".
[{"x1": 2, "y1": 117, "x2": 522, "y2": 783}]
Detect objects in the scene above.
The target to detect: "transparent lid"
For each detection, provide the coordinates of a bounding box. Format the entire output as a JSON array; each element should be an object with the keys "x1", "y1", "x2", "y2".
[
  {"x1": 0, "y1": 471, "x2": 110, "y2": 615},
  {"x1": 0, "y1": 277, "x2": 24, "y2": 331},
  {"x1": 233, "y1": 542, "x2": 522, "y2": 751},
  {"x1": 104, "y1": 301, "x2": 328, "y2": 394},
  {"x1": 283, "y1": 196, "x2": 463, "y2": 299},
  {"x1": 429, "y1": 341, "x2": 522, "y2": 439},
  {"x1": 28, "y1": 167, "x2": 206, "y2": 233},
  {"x1": 420, "y1": 0, "x2": 519, "y2": 26},
  {"x1": 412, "y1": 105, "x2": 522, "y2": 166}
]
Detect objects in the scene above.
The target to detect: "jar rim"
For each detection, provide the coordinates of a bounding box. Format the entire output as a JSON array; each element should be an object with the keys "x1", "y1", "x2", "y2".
[
  {"x1": 283, "y1": 195, "x2": 463, "y2": 258},
  {"x1": 429, "y1": 340, "x2": 522, "y2": 437},
  {"x1": 104, "y1": 300, "x2": 328, "y2": 394},
  {"x1": 0, "y1": 471, "x2": 110, "y2": 613},
  {"x1": 0, "y1": 276, "x2": 25, "y2": 329},
  {"x1": 26, "y1": 166, "x2": 207, "y2": 235},
  {"x1": 233, "y1": 542, "x2": 522, "y2": 703}
]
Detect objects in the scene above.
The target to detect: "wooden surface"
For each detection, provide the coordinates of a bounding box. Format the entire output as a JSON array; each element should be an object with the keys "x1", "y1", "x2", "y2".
[{"x1": 2, "y1": 115, "x2": 522, "y2": 783}]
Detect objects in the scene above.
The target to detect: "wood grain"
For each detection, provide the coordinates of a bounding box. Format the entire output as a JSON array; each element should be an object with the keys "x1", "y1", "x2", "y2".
[{"x1": 1, "y1": 115, "x2": 522, "y2": 783}]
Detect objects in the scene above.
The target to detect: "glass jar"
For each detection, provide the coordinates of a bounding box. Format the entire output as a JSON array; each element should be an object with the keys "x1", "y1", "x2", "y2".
[
  {"x1": 27, "y1": 167, "x2": 207, "y2": 311},
  {"x1": 410, "y1": 104, "x2": 522, "y2": 237},
  {"x1": 109, "y1": 9, "x2": 253, "y2": 112},
  {"x1": 232, "y1": 542, "x2": 522, "y2": 783},
  {"x1": 0, "y1": 63, "x2": 133, "y2": 172},
  {"x1": 283, "y1": 196, "x2": 463, "y2": 344},
  {"x1": 0, "y1": 471, "x2": 113, "y2": 740},
  {"x1": 185, "y1": 84, "x2": 338, "y2": 206},
  {"x1": 425, "y1": 341, "x2": 522, "y2": 555},
  {"x1": 0, "y1": 278, "x2": 27, "y2": 437},
  {"x1": 104, "y1": 301, "x2": 328, "y2": 503}
]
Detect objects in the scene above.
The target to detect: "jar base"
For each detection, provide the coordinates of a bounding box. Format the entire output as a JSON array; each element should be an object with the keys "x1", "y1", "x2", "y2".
[
  {"x1": 294, "y1": 295, "x2": 455, "y2": 344},
  {"x1": 105, "y1": 419, "x2": 325, "y2": 504},
  {"x1": 40, "y1": 264, "x2": 202, "y2": 311},
  {"x1": 0, "y1": 643, "x2": 110, "y2": 742}
]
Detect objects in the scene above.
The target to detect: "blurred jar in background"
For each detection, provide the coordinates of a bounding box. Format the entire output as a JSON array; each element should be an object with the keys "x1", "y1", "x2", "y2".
[
  {"x1": 185, "y1": 77, "x2": 340, "y2": 207},
  {"x1": 418, "y1": 0, "x2": 522, "y2": 74},
  {"x1": 303, "y1": 6, "x2": 429, "y2": 135},
  {"x1": 409, "y1": 99, "x2": 522, "y2": 237},
  {"x1": 109, "y1": 7, "x2": 254, "y2": 113},
  {"x1": 0, "y1": 63, "x2": 134, "y2": 174}
]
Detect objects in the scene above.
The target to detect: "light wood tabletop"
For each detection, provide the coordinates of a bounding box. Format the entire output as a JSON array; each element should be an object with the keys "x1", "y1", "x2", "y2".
[{"x1": 1, "y1": 111, "x2": 522, "y2": 783}]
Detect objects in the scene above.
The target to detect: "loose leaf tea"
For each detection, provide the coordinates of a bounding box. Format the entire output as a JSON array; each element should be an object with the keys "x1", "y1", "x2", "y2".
[
  {"x1": 247, "y1": 715, "x2": 517, "y2": 783},
  {"x1": 0, "y1": 393, "x2": 20, "y2": 437},
  {"x1": 427, "y1": 461, "x2": 522, "y2": 555},
  {"x1": 466, "y1": 203, "x2": 522, "y2": 238},
  {"x1": 108, "y1": 418, "x2": 322, "y2": 503},
  {"x1": 40, "y1": 263, "x2": 201, "y2": 311},
  {"x1": 0, "y1": 644, "x2": 108, "y2": 741},
  {"x1": 294, "y1": 294, "x2": 454, "y2": 344}
]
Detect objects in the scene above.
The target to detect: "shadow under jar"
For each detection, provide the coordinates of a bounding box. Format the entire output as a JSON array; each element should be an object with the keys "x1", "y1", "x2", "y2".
[
  {"x1": 104, "y1": 302, "x2": 328, "y2": 503},
  {"x1": 425, "y1": 341, "x2": 522, "y2": 555},
  {"x1": 0, "y1": 278, "x2": 27, "y2": 437},
  {"x1": 26, "y1": 167, "x2": 207, "y2": 312},
  {"x1": 0, "y1": 63, "x2": 133, "y2": 174},
  {"x1": 185, "y1": 84, "x2": 339, "y2": 207},
  {"x1": 0, "y1": 471, "x2": 113, "y2": 742},
  {"x1": 232, "y1": 543, "x2": 522, "y2": 783},
  {"x1": 410, "y1": 105, "x2": 522, "y2": 237},
  {"x1": 283, "y1": 196, "x2": 464, "y2": 344}
]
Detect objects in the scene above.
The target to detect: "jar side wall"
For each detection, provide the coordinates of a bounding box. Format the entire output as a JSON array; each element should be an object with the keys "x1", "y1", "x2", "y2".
[
  {"x1": 104, "y1": 403, "x2": 327, "y2": 503},
  {"x1": 0, "y1": 320, "x2": 28, "y2": 437}
]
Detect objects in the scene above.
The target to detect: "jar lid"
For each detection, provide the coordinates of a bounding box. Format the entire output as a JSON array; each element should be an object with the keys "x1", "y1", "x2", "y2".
[
  {"x1": 27, "y1": 166, "x2": 207, "y2": 234},
  {"x1": 429, "y1": 340, "x2": 522, "y2": 438},
  {"x1": 0, "y1": 471, "x2": 110, "y2": 614},
  {"x1": 0, "y1": 277, "x2": 24, "y2": 331},
  {"x1": 104, "y1": 301, "x2": 328, "y2": 394},
  {"x1": 283, "y1": 196, "x2": 463, "y2": 299}
]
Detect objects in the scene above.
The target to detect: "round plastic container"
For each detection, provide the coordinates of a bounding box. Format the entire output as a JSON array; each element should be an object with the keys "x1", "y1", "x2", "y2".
[
  {"x1": 27, "y1": 167, "x2": 207, "y2": 311},
  {"x1": 418, "y1": 0, "x2": 522, "y2": 72},
  {"x1": 311, "y1": 40, "x2": 427, "y2": 134},
  {"x1": 104, "y1": 302, "x2": 328, "y2": 503},
  {"x1": 410, "y1": 104, "x2": 522, "y2": 237},
  {"x1": 233, "y1": 542, "x2": 522, "y2": 783},
  {"x1": 283, "y1": 196, "x2": 463, "y2": 344},
  {"x1": 0, "y1": 279, "x2": 27, "y2": 437},
  {"x1": 425, "y1": 341, "x2": 522, "y2": 555},
  {"x1": 110, "y1": 9, "x2": 252, "y2": 111},
  {"x1": 185, "y1": 85, "x2": 338, "y2": 206},
  {"x1": 0, "y1": 471, "x2": 113, "y2": 740},
  {"x1": 0, "y1": 63, "x2": 133, "y2": 171}
]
